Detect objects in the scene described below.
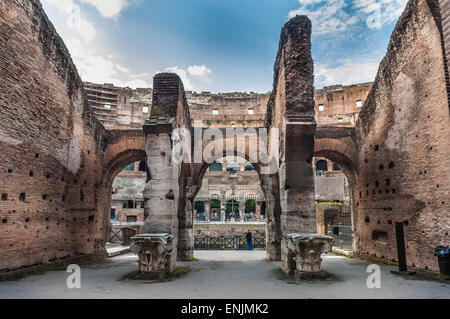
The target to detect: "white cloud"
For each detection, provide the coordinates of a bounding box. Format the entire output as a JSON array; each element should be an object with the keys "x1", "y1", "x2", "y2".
[
  {"x1": 288, "y1": 0, "x2": 407, "y2": 34},
  {"x1": 315, "y1": 59, "x2": 380, "y2": 87},
  {"x1": 289, "y1": 0, "x2": 359, "y2": 35},
  {"x1": 41, "y1": 0, "x2": 150, "y2": 89},
  {"x1": 160, "y1": 65, "x2": 213, "y2": 90},
  {"x1": 187, "y1": 65, "x2": 212, "y2": 82},
  {"x1": 79, "y1": 0, "x2": 130, "y2": 19},
  {"x1": 163, "y1": 66, "x2": 195, "y2": 90},
  {"x1": 354, "y1": 0, "x2": 408, "y2": 30}
]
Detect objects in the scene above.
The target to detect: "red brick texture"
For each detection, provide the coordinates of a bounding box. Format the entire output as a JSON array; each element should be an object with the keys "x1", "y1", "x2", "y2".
[{"x1": 353, "y1": 0, "x2": 450, "y2": 271}]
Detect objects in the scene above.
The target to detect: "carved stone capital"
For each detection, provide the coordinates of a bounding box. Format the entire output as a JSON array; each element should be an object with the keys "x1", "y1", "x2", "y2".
[
  {"x1": 287, "y1": 233, "x2": 334, "y2": 273},
  {"x1": 130, "y1": 233, "x2": 174, "y2": 275}
]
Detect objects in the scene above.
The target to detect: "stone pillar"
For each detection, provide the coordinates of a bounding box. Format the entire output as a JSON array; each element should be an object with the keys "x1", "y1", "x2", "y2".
[
  {"x1": 204, "y1": 200, "x2": 211, "y2": 222},
  {"x1": 220, "y1": 202, "x2": 226, "y2": 222},
  {"x1": 142, "y1": 132, "x2": 178, "y2": 272},
  {"x1": 239, "y1": 203, "x2": 245, "y2": 221},
  {"x1": 255, "y1": 201, "x2": 262, "y2": 219},
  {"x1": 266, "y1": 16, "x2": 316, "y2": 269},
  {"x1": 177, "y1": 198, "x2": 194, "y2": 261},
  {"x1": 286, "y1": 234, "x2": 334, "y2": 279}
]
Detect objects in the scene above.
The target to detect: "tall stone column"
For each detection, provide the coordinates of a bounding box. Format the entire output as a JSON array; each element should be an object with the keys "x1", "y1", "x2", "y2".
[
  {"x1": 266, "y1": 16, "x2": 316, "y2": 272},
  {"x1": 141, "y1": 73, "x2": 192, "y2": 272},
  {"x1": 204, "y1": 200, "x2": 211, "y2": 222},
  {"x1": 142, "y1": 131, "x2": 178, "y2": 272}
]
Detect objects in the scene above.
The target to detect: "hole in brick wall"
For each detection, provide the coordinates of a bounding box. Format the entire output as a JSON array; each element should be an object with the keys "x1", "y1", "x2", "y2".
[
  {"x1": 374, "y1": 145, "x2": 379, "y2": 151},
  {"x1": 2, "y1": 219, "x2": 7, "y2": 224},
  {"x1": 437, "y1": 184, "x2": 440, "y2": 188},
  {"x1": 386, "y1": 179, "x2": 390, "y2": 185},
  {"x1": 46, "y1": 173, "x2": 51, "y2": 179},
  {"x1": 404, "y1": 220, "x2": 409, "y2": 226},
  {"x1": 375, "y1": 181, "x2": 379, "y2": 187},
  {"x1": 29, "y1": 171, "x2": 34, "y2": 177},
  {"x1": 372, "y1": 230, "x2": 388, "y2": 240},
  {"x1": 373, "y1": 190, "x2": 376, "y2": 195},
  {"x1": 61, "y1": 195, "x2": 66, "y2": 202},
  {"x1": 389, "y1": 162, "x2": 394, "y2": 169},
  {"x1": 364, "y1": 159, "x2": 368, "y2": 163},
  {"x1": 25, "y1": 218, "x2": 30, "y2": 223},
  {"x1": 377, "y1": 220, "x2": 380, "y2": 225},
  {"x1": 35, "y1": 154, "x2": 39, "y2": 158},
  {"x1": 385, "y1": 189, "x2": 389, "y2": 194},
  {"x1": 88, "y1": 215, "x2": 94, "y2": 223},
  {"x1": 19, "y1": 193, "x2": 26, "y2": 202},
  {"x1": 392, "y1": 189, "x2": 396, "y2": 193},
  {"x1": 45, "y1": 218, "x2": 49, "y2": 222},
  {"x1": 8, "y1": 169, "x2": 12, "y2": 173},
  {"x1": 388, "y1": 220, "x2": 392, "y2": 224},
  {"x1": 42, "y1": 195, "x2": 48, "y2": 200},
  {"x1": 365, "y1": 216, "x2": 370, "y2": 223},
  {"x1": 379, "y1": 164, "x2": 384, "y2": 170},
  {"x1": 378, "y1": 190, "x2": 382, "y2": 194},
  {"x1": 1, "y1": 194, "x2": 7, "y2": 201},
  {"x1": 80, "y1": 189, "x2": 84, "y2": 202}
]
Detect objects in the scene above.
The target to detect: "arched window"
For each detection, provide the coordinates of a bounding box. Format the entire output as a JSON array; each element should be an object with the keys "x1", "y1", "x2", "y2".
[
  {"x1": 138, "y1": 160, "x2": 147, "y2": 172},
  {"x1": 316, "y1": 160, "x2": 328, "y2": 172},
  {"x1": 226, "y1": 161, "x2": 240, "y2": 173},
  {"x1": 245, "y1": 199, "x2": 256, "y2": 214},
  {"x1": 244, "y1": 162, "x2": 255, "y2": 171},
  {"x1": 209, "y1": 162, "x2": 223, "y2": 172},
  {"x1": 333, "y1": 163, "x2": 341, "y2": 171},
  {"x1": 123, "y1": 163, "x2": 135, "y2": 172}
]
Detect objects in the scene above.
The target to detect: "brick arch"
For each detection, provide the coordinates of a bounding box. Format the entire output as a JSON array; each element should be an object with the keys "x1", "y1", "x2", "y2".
[
  {"x1": 99, "y1": 131, "x2": 147, "y2": 243},
  {"x1": 314, "y1": 135, "x2": 359, "y2": 185},
  {"x1": 103, "y1": 131, "x2": 147, "y2": 186}
]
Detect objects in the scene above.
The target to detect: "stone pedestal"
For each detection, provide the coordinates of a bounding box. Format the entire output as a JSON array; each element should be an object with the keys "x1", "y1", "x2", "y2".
[
  {"x1": 130, "y1": 233, "x2": 174, "y2": 278},
  {"x1": 285, "y1": 233, "x2": 334, "y2": 278}
]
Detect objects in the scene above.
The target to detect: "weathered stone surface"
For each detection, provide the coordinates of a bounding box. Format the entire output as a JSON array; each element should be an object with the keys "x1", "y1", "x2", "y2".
[
  {"x1": 130, "y1": 233, "x2": 174, "y2": 275},
  {"x1": 353, "y1": 0, "x2": 450, "y2": 271},
  {"x1": 286, "y1": 233, "x2": 334, "y2": 275}
]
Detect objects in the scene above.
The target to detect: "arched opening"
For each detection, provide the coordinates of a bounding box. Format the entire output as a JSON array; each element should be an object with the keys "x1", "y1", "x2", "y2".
[
  {"x1": 315, "y1": 159, "x2": 328, "y2": 175},
  {"x1": 194, "y1": 201, "x2": 206, "y2": 221},
  {"x1": 138, "y1": 160, "x2": 147, "y2": 172},
  {"x1": 226, "y1": 200, "x2": 240, "y2": 220},
  {"x1": 226, "y1": 161, "x2": 240, "y2": 174},
  {"x1": 313, "y1": 149, "x2": 359, "y2": 253},
  {"x1": 210, "y1": 199, "x2": 221, "y2": 221},
  {"x1": 190, "y1": 152, "x2": 269, "y2": 256},
  {"x1": 244, "y1": 161, "x2": 256, "y2": 171},
  {"x1": 245, "y1": 199, "x2": 256, "y2": 220},
  {"x1": 209, "y1": 161, "x2": 223, "y2": 172},
  {"x1": 101, "y1": 147, "x2": 147, "y2": 247}
]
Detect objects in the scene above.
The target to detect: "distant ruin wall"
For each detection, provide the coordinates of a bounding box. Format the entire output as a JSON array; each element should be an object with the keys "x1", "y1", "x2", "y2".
[
  {"x1": 354, "y1": 0, "x2": 450, "y2": 271},
  {"x1": 0, "y1": 0, "x2": 108, "y2": 271}
]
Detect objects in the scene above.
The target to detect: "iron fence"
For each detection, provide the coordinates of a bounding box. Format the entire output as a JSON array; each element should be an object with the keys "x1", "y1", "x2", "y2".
[{"x1": 194, "y1": 236, "x2": 266, "y2": 250}]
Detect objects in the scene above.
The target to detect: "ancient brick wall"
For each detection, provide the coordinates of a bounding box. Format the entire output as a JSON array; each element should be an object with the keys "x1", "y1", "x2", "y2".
[
  {"x1": 354, "y1": 0, "x2": 450, "y2": 270},
  {"x1": 0, "y1": 0, "x2": 109, "y2": 271}
]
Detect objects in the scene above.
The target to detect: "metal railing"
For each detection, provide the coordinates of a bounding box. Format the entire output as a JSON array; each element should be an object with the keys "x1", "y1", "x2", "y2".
[{"x1": 194, "y1": 236, "x2": 266, "y2": 250}]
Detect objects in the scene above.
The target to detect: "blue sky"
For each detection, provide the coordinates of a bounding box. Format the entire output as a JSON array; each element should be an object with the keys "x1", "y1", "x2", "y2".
[{"x1": 41, "y1": 0, "x2": 408, "y2": 93}]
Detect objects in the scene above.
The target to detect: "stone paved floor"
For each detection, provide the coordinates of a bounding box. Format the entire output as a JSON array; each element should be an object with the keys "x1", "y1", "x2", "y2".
[{"x1": 0, "y1": 251, "x2": 448, "y2": 299}]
